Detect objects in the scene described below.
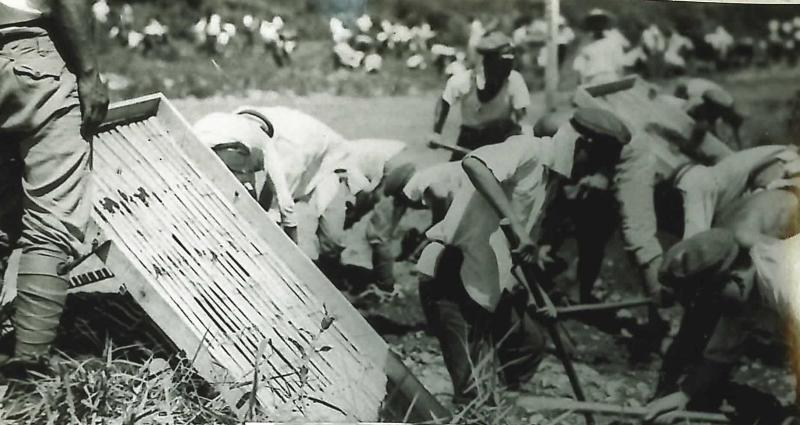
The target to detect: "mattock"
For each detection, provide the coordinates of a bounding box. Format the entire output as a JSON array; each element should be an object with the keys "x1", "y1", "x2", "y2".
[{"x1": 499, "y1": 218, "x2": 595, "y2": 425}]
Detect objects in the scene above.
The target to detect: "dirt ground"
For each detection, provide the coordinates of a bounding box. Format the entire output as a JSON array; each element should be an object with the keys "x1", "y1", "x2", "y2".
[{"x1": 168, "y1": 75, "x2": 798, "y2": 424}]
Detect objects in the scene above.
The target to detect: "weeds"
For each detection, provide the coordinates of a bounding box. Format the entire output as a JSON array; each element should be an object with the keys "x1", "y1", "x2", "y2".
[{"x1": 0, "y1": 342, "x2": 238, "y2": 424}]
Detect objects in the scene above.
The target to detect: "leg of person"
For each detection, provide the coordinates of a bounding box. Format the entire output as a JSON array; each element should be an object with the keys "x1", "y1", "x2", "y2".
[
  {"x1": 0, "y1": 144, "x2": 24, "y2": 354},
  {"x1": 314, "y1": 174, "x2": 349, "y2": 265},
  {"x1": 574, "y1": 189, "x2": 617, "y2": 303},
  {"x1": 493, "y1": 293, "x2": 546, "y2": 389},
  {"x1": 418, "y1": 246, "x2": 491, "y2": 405},
  {"x1": 14, "y1": 106, "x2": 90, "y2": 364},
  {"x1": 0, "y1": 30, "x2": 86, "y2": 367},
  {"x1": 366, "y1": 193, "x2": 407, "y2": 291},
  {"x1": 656, "y1": 296, "x2": 722, "y2": 396}
]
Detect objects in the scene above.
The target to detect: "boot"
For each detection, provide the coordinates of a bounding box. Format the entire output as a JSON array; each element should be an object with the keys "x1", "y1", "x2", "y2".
[{"x1": 12, "y1": 272, "x2": 68, "y2": 363}]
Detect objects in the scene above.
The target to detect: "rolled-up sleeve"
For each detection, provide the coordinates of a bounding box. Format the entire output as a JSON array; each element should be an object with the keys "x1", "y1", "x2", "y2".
[
  {"x1": 441, "y1": 72, "x2": 470, "y2": 105},
  {"x1": 614, "y1": 139, "x2": 662, "y2": 266},
  {"x1": 466, "y1": 135, "x2": 539, "y2": 183}
]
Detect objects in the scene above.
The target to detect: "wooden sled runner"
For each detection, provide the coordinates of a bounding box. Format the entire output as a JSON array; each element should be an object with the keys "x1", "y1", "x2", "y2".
[{"x1": 63, "y1": 94, "x2": 446, "y2": 422}]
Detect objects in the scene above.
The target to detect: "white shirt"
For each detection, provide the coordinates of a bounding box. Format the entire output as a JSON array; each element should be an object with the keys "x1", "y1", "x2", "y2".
[
  {"x1": 573, "y1": 36, "x2": 627, "y2": 85},
  {"x1": 0, "y1": 0, "x2": 45, "y2": 25},
  {"x1": 665, "y1": 33, "x2": 694, "y2": 67},
  {"x1": 193, "y1": 107, "x2": 368, "y2": 227},
  {"x1": 92, "y1": 0, "x2": 110, "y2": 23},
  {"x1": 403, "y1": 161, "x2": 469, "y2": 207},
  {"x1": 442, "y1": 69, "x2": 530, "y2": 128},
  {"x1": 343, "y1": 139, "x2": 406, "y2": 192},
  {"x1": 420, "y1": 127, "x2": 577, "y2": 310}
]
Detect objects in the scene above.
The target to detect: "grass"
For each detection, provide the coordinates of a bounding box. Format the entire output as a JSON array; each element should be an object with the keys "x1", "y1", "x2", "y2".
[{"x1": 0, "y1": 344, "x2": 237, "y2": 424}]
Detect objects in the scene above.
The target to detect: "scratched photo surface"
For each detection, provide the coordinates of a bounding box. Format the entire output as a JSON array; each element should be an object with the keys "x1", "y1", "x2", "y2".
[{"x1": 1, "y1": 0, "x2": 799, "y2": 423}]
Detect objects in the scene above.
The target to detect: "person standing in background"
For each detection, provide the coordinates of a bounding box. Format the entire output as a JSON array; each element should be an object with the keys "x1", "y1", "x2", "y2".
[{"x1": 428, "y1": 32, "x2": 531, "y2": 160}]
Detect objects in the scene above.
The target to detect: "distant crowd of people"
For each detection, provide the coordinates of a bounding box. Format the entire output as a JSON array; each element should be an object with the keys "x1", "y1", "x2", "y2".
[
  {"x1": 565, "y1": 9, "x2": 800, "y2": 84},
  {"x1": 90, "y1": 0, "x2": 298, "y2": 65},
  {"x1": 89, "y1": 0, "x2": 800, "y2": 79}
]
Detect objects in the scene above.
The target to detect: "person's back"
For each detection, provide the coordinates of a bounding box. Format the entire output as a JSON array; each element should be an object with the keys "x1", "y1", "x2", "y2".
[
  {"x1": 716, "y1": 186, "x2": 800, "y2": 241},
  {"x1": 237, "y1": 106, "x2": 351, "y2": 199}
]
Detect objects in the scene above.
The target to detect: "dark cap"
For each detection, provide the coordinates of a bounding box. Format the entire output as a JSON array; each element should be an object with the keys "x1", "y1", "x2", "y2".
[
  {"x1": 659, "y1": 228, "x2": 740, "y2": 288},
  {"x1": 570, "y1": 107, "x2": 631, "y2": 144},
  {"x1": 583, "y1": 8, "x2": 614, "y2": 30},
  {"x1": 476, "y1": 31, "x2": 514, "y2": 55}
]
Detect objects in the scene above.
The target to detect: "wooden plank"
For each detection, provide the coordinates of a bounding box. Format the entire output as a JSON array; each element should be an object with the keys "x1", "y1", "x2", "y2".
[
  {"x1": 515, "y1": 396, "x2": 730, "y2": 424},
  {"x1": 153, "y1": 97, "x2": 392, "y2": 373}
]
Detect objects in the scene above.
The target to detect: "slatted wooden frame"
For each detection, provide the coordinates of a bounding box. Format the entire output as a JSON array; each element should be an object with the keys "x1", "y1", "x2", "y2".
[{"x1": 67, "y1": 94, "x2": 445, "y2": 422}]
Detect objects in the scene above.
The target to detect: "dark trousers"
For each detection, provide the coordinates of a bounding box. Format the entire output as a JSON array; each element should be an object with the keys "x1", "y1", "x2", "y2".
[
  {"x1": 451, "y1": 120, "x2": 522, "y2": 160},
  {"x1": 419, "y1": 246, "x2": 546, "y2": 403},
  {"x1": 573, "y1": 189, "x2": 618, "y2": 302},
  {"x1": 657, "y1": 293, "x2": 723, "y2": 396}
]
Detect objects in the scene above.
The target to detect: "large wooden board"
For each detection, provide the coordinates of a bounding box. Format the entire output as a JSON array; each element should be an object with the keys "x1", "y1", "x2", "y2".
[{"x1": 68, "y1": 94, "x2": 446, "y2": 423}]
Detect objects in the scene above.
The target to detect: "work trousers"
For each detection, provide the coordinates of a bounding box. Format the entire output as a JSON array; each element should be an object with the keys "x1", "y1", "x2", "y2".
[
  {"x1": 452, "y1": 119, "x2": 521, "y2": 160},
  {"x1": 419, "y1": 246, "x2": 546, "y2": 404},
  {"x1": 0, "y1": 27, "x2": 90, "y2": 277}
]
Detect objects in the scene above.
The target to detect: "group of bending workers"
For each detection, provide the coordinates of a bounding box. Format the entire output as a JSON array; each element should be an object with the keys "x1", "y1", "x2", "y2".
[{"x1": 194, "y1": 31, "x2": 800, "y2": 424}]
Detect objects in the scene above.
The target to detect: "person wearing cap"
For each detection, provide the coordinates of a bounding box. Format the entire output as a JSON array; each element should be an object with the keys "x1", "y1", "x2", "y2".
[
  {"x1": 428, "y1": 31, "x2": 531, "y2": 160},
  {"x1": 572, "y1": 9, "x2": 628, "y2": 85},
  {"x1": 338, "y1": 138, "x2": 419, "y2": 297},
  {"x1": 674, "y1": 78, "x2": 744, "y2": 148},
  {"x1": 193, "y1": 106, "x2": 369, "y2": 265},
  {"x1": 646, "y1": 180, "x2": 800, "y2": 423},
  {"x1": 673, "y1": 144, "x2": 800, "y2": 239},
  {"x1": 0, "y1": 0, "x2": 109, "y2": 375},
  {"x1": 416, "y1": 107, "x2": 630, "y2": 405}
]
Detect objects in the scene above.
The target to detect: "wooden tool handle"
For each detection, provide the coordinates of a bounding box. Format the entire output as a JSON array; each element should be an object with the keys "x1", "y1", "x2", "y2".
[
  {"x1": 515, "y1": 396, "x2": 730, "y2": 424},
  {"x1": 427, "y1": 140, "x2": 471, "y2": 156}
]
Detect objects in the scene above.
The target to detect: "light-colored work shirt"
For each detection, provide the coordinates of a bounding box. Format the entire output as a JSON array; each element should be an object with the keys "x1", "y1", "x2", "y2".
[
  {"x1": 572, "y1": 36, "x2": 627, "y2": 85},
  {"x1": 403, "y1": 161, "x2": 469, "y2": 208},
  {"x1": 677, "y1": 146, "x2": 797, "y2": 239},
  {"x1": 441, "y1": 69, "x2": 530, "y2": 129},
  {"x1": 193, "y1": 107, "x2": 368, "y2": 228},
  {"x1": 613, "y1": 133, "x2": 663, "y2": 267},
  {"x1": 343, "y1": 138, "x2": 407, "y2": 192},
  {"x1": 419, "y1": 126, "x2": 577, "y2": 311}
]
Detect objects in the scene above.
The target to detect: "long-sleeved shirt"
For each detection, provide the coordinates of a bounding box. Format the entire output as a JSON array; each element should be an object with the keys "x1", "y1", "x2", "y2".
[
  {"x1": 612, "y1": 133, "x2": 663, "y2": 266},
  {"x1": 194, "y1": 107, "x2": 369, "y2": 228}
]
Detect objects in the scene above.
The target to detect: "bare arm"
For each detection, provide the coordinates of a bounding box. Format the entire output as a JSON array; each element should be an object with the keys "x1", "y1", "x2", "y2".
[
  {"x1": 463, "y1": 157, "x2": 536, "y2": 263},
  {"x1": 432, "y1": 98, "x2": 450, "y2": 135},
  {"x1": 49, "y1": 0, "x2": 109, "y2": 136}
]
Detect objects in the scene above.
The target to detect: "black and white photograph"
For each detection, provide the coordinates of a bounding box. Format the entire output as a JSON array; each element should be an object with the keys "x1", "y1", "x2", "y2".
[{"x1": 0, "y1": 0, "x2": 799, "y2": 423}]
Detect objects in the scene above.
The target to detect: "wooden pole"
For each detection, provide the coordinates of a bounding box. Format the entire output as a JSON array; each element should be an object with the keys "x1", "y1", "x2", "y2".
[
  {"x1": 545, "y1": 0, "x2": 560, "y2": 111},
  {"x1": 515, "y1": 396, "x2": 731, "y2": 424}
]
